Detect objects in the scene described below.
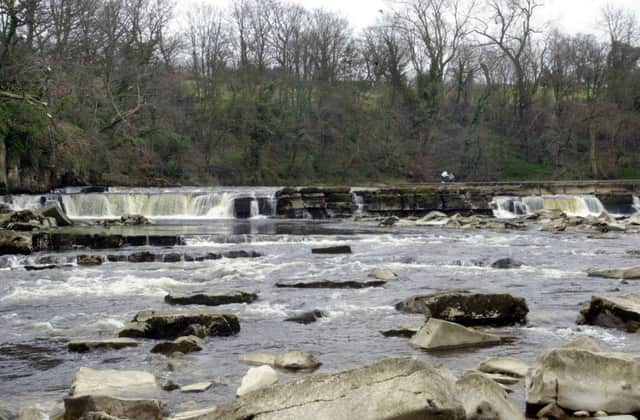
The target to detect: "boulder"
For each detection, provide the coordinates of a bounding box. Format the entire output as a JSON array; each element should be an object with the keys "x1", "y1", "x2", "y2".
[
  {"x1": 395, "y1": 291, "x2": 529, "y2": 326},
  {"x1": 181, "y1": 382, "x2": 212, "y2": 393},
  {"x1": 526, "y1": 348, "x2": 640, "y2": 415},
  {"x1": 161, "y1": 253, "x2": 182, "y2": 263},
  {"x1": 212, "y1": 357, "x2": 466, "y2": 419},
  {"x1": 311, "y1": 246, "x2": 352, "y2": 254},
  {"x1": 491, "y1": 258, "x2": 524, "y2": 269},
  {"x1": 276, "y1": 279, "x2": 386, "y2": 289},
  {"x1": 477, "y1": 357, "x2": 530, "y2": 378},
  {"x1": 150, "y1": 336, "x2": 204, "y2": 355},
  {"x1": 284, "y1": 310, "x2": 327, "y2": 324},
  {"x1": 77, "y1": 255, "x2": 103, "y2": 266},
  {"x1": 222, "y1": 250, "x2": 262, "y2": 259},
  {"x1": 165, "y1": 291, "x2": 258, "y2": 307},
  {"x1": 118, "y1": 310, "x2": 240, "y2": 339},
  {"x1": 368, "y1": 267, "x2": 398, "y2": 281},
  {"x1": 456, "y1": 372, "x2": 524, "y2": 420},
  {"x1": 39, "y1": 204, "x2": 73, "y2": 226},
  {"x1": 64, "y1": 367, "x2": 162, "y2": 420},
  {"x1": 577, "y1": 294, "x2": 640, "y2": 332},
  {"x1": 588, "y1": 267, "x2": 640, "y2": 280},
  {"x1": 239, "y1": 353, "x2": 277, "y2": 367},
  {"x1": 121, "y1": 214, "x2": 151, "y2": 226},
  {"x1": 0, "y1": 230, "x2": 32, "y2": 255},
  {"x1": 237, "y1": 366, "x2": 278, "y2": 397},
  {"x1": 274, "y1": 352, "x2": 321, "y2": 371},
  {"x1": 127, "y1": 252, "x2": 156, "y2": 263},
  {"x1": 381, "y1": 326, "x2": 420, "y2": 338},
  {"x1": 410, "y1": 318, "x2": 503, "y2": 351},
  {"x1": 68, "y1": 338, "x2": 138, "y2": 353}
]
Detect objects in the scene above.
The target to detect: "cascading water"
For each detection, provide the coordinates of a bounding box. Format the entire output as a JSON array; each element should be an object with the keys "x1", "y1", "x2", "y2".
[
  {"x1": 492, "y1": 195, "x2": 607, "y2": 218},
  {"x1": 5, "y1": 187, "x2": 279, "y2": 220}
]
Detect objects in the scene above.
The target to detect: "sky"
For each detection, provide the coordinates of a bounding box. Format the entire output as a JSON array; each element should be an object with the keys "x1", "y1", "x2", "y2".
[{"x1": 175, "y1": 0, "x2": 640, "y2": 36}]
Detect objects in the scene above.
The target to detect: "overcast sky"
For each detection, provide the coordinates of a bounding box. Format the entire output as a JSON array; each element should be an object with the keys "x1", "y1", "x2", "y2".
[{"x1": 175, "y1": 0, "x2": 640, "y2": 36}]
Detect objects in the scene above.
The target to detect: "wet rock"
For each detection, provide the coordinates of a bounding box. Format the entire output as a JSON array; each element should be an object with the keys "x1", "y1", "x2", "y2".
[
  {"x1": 212, "y1": 357, "x2": 465, "y2": 419},
  {"x1": 395, "y1": 291, "x2": 529, "y2": 326},
  {"x1": 588, "y1": 233, "x2": 621, "y2": 240},
  {"x1": 274, "y1": 352, "x2": 321, "y2": 371},
  {"x1": 577, "y1": 293, "x2": 640, "y2": 332},
  {"x1": 68, "y1": 338, "x2": 138, "y2": 353},
  {"x1": 150, "y1": 336, "x2": 204, "y2": 355},
  {"x1": 588, "y1": 266, "x2": 640, "y2": 280},
  {"x1": 165, "y1": 291, "x2": 258, "y2": 307},
  {"x1": 456, "y1": 372, "x2": 524, "y2": 420},
  {"x1": 161, "y1": 253, "x2": 182, "y2": 263},
  {"x1": 284, "y1": 309, "x2": 327, "y2": 324},
  {"x1": 121, "y1": 214, "x2": 152, "y2": 226},
  {"x1": 491, "y1": 258, "x2": 524, "y2": 269},
  {"x1": 39, "y1": 204, "x2": 73, "y2": 227},
  {"x1": 106, "y1": 254, "x2": 128, "y2": 262},
  {"x1": 311, "y1": 245, "x2": 352, "y2": 254},
  {"x1": 77, "y1": 255, "x2": 103, "y2": 266},
  {"x1": 0, "y1": 230, "x2": 32, "y2": 255},
  {"x1": 183, "y1": 324, "x2": 209, "y2": 339},
  {"x1": 181, "y1": 382, "x2": 212, "y2": 393},
  {"x1": 222, "y1": 250, "x2": 262, "y2": 259},
  {"x1": 127, "y1": 252, "x2": 156, "y2": 263},
  {"x1": 162, "y1": 379, "x2": 181, "y2": 392},
  {"x1": 526, "y1": 348, "x2": 640, "y2": 415},
  {"x1": 380, "y1": 326, "x2": 419, "y2": 338},
  {"x1": 416, "y1": 211, "x2": 449, "y2": 225},
  {"x1": 118, "y1": 310, "x2": 240, "y2": 340},
  {"x1": 378, "y1": 216, "x2": 399, "y2": 227},
  {"x1": 477, "y1": 357, "x2": 530, "y2": 378},
  {"x1": 368, "y1": 267, "x2": 398, "y2": 281},
  {"x1": 64, "y1": 367, "x2": 162, "y2": 420},
  {"x1": 276, "y1": 279, "x2": 386, "y2": 289},
  {"x1": 562, "y1": 336, "x2": 603, "y2": 352},
  {"x1": 472, "y1": 371, "x2": 521, "y2": 385},
  {"x1": 536, "y1": 402, "x2": 566, "y2": 419},
  {"x1": 409, "y1": 318, "x2": 503, "y2": 351},
  {"x1": 239, "y1": 353, "x2": 277, "y2": 367},
  {"x1": 24, "y1": 264, "x2": 60, "y2": 271},
  {"x1": 237, "y1": 366, "x2": 278, "y2": 397}
]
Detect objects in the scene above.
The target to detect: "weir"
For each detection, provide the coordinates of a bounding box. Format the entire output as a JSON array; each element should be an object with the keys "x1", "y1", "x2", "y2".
[{"x1": 1, "y1": 182, "x2": 639, "y2": 221}]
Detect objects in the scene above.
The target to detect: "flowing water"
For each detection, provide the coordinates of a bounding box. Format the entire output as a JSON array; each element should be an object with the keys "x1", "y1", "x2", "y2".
[{"x1": 1, "y1": 190, "x2": 640, "y2": 415}]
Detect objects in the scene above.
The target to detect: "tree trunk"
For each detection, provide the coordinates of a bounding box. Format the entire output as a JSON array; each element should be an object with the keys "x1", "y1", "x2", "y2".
[
  {"x1": 589, "y1": 124, "x2": 598, "y2": 179},
  {"x1": 0, "y1": 138, "x2": 6, "y2": 193}
]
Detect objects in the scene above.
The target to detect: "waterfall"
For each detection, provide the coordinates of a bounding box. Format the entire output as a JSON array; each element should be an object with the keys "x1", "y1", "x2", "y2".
[
  {"x1": 351, "y1": 190, "x2": 365, "y2": 215},
  {"x1": 6, "y1": 187, "x2": 279, "y2": 220},
  {"x1": 492, "y1": 195, "x2": 606, "y2": 218},
  {"x1": 634, "y1": 196, "x2": 640, "y2": 212}
]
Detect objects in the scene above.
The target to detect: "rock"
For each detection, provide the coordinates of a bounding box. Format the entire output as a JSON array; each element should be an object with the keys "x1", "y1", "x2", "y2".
[
  {"x1": 239, "y1": 353, "x2": 277, "y2": 367},
  {"x1": 64, "y1": 367, "x2": 162, "y2": 420},
  {"x1": 395, "y1": 291, "x2": 529, "y2": 326},
  {"x1": 536, "y1": 402, "x2": 566, "y2": 419},
  {"x1": 311, "y1": 245, "x2": 352, "y2": 254},
  {"x1": 121, "y1": 214, "x2": 152, "y2": 226},
  {"x1": 562, "y1": 336, "x2": 602, "y2": 352},
  {"x1": 416, "y1": 211, "x2": 449, "y2": 225},
  {"x1": 181, "y1": 382, "x2": 212, "y2": 393},
  {"x1": 76, "y1": 255, "x2": 103, "y2": 266},
  {"x1": 127, "y1": 252, "x2": 156, "y2": 263},
  {"x1": 0, "y1": 230, "x2": 32, "y2": 255},
  {"x1": 409, "y1": 318, "x2": 503, "y2": 351},
  {"x1": 276, "y1": 279, "x2": 386, "y2": 289},
  {"x1": 381, "y1": 326, "x2": 420, "y2": 338},
  {"x1": 212, "y1": 357, "x2": 465, "y2": 419},
  {"x1": 39, "y1": 204, "x2": 73, "y2": 226},
  {"x1": 491, "y1": 258, "x2": 524, "y2": 269},
  {"x1": 162, "y1": 253, "x2": 182, "y2": 263},
  {"x1": 162, "y1": 379, "x2": 181, "y2": 391},
  {"x1": 526, "y1": 348, "x2": 640, "y2": 415},
  {"x1": 574, "y1": 411, "x2": 590, "y2": 417},
  {"x1": 588, "y1": 233, "x2": 621, "y2": 240},
  {"x1": 378, "y1": 216, "x2": 399, "y2": 227},
  {"x1": 68, "y1": 338, "x2": 138, "y2": 353},
  {"x1": 588, "y1": 267, "x2": 640, "y2": 280},
  {"x1": 118, "y1": 310, "x2": 240, "y2": 339},
  {"x1": 222, "y1": 250, "x2": 262, "y2": 259},
  {"x1": 473, "y1": 371, "x2": 521, "y2": 385},
  {"x1": 165, "y1": 291, "x2": 258, "y2": 307},
  {"x1": 368, "y1": 267, "x2": 398, "y2": 281},
  {"x1": 183, "y1": 324, "x2": 209, "y2": 339},
  {"x1": 577, "y1": 293, "x2": 640, "y2": 332},
  {"x1": 237, "y1": 366, "x2": 278, "y2": 397},
  {"x1": 274, "y1": 352, "x2": 321, "y2": 371},
  {"x1": 151, "y1": 336, "x2": 204, "y2": 355},
  {"x1": 477, "y1": 357, "x2": 530, "y2": 378},
  {"x1": 284, "y1": 310, "x2": 327, "y2": 324},
  {"x1": 456, "y1": 372, "x2": 524, "y2": 420}
]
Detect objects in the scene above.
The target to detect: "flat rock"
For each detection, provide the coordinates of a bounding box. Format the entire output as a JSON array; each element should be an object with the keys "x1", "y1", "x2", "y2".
[
  {"x1": 456, "y1": 372, "x2": 524, "y2": 420},
  {"x1": 311, "y1": 245, "x2": 352, "y2": 254},
  {"x1": 237, "y1": 366, "x2": 278, "y2": 397},
  {"x1": 381, "y1": 326, "x2": 420, "y2": 338},
  {"x1": 276, "y1": 279, "x2": 386, "y2": 289},
  {"x1": 239, "y1": 353, "x2": 277, "y2": 366},
  {"x1": 396, "y1": 291, "x2": 529, "y2": 326},
  {"x1": 181, "y1": 382, "x2": 212, "y2": 393},
  {"x1": 274, "y1": 352, "x2": 321, "y2": 371},
  {"x1": 477, "y1": 357, "x2": 530, "y2": 378},
  {"x1": 284, "y1": 310, "x2": 327, "y2": 324},
  {"x1": 410, "y1": 318, "x2": 503, "y2": 351},
  {"x1": 165, "y1": 291, "x2": 258, "y2": 307},
  {"x1": 526, "y1": 348, "x2": 640, "y2": 415},
  {"x1": 212, "y1": 357, "x2": 466, "y2": 419},
  {"x1": 68, "y1": 338, "x2": 138, "y2": 353},
  {"x1": 76, "y1": 255, "x2": 103, "y2": 266},
  {"x1": 118, "y1": 310, "x2": 240, "y2": 339},
  {"x1": 588, "y1": 267, "x2": 640, "y2": 280},
  {"x1": 368, "y1": 267, "x2": 398, "y2": 281},
  {"x1": 39, "y1": 204, "x2": 73, "y2": 227},
  {"x1": 150, "y1": 336, "x2": 204, "y2": 355},
  {"x1": 577, "y1": 293, "x2": 640, "y2": 332}
]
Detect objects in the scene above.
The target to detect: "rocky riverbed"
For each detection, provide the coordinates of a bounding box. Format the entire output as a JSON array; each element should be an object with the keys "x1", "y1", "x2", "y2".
[{"x1": 1, "y1": 198, "x2": 640, "y2": 419}]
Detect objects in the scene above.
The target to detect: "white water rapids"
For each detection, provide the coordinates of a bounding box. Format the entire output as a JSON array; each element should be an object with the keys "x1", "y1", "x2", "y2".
[{"x1": 491, "y1": 195, "x2": 609, "y2": 218}]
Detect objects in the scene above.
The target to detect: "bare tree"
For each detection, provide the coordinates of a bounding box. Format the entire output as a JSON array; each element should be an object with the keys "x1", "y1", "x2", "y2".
[{"x1": 600, "y1": 3, "x2": 639, "y2": 46}]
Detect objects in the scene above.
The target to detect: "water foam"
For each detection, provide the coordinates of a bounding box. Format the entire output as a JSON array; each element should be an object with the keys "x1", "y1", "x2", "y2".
[{"x1": 492, "y1": 195, "x2": 606, "y2": 218}]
